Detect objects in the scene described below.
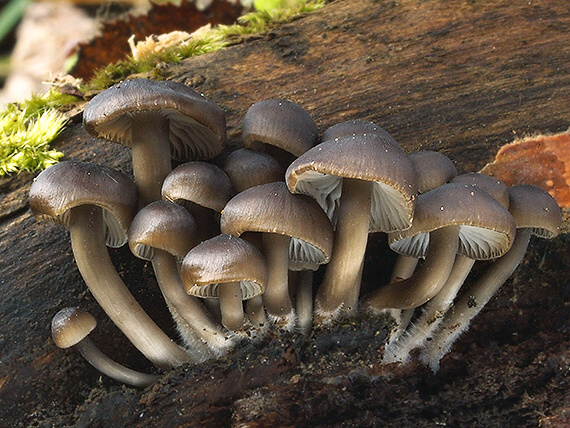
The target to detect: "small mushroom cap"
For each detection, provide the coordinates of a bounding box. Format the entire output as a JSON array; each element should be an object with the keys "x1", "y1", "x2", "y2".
[
  {"x1": 410, "y1": 150, "x2": 457, "y2": 193},
  {"x1": 182, "y1": 235, "x2": 267, "y2": 300},
  {"x1": 52, "y1": 307, "x2": 96, "y2": 348},
  {"x1": 128, "y1": 201, "x2": 198, "y2": 260},
  {"x1": 322, "y1": 120, "x2": 399, "y2": 147},
  {"x1": 220, "y1": 182, "x2": 334, "y2": 266},
  {"x1": 28, "y1": 161, "x2": 138, "y2": 247},
  {"x1": 223, "y1": 148, "x2": 285, "y2": 193},
  {"x1": 162, "y1": 161, "x2": 234, "y2": 212},
  {"x1": 508, "y1": 184, "x2": 562, "y2": 238},
  {"x1": 242, "y1": 98, "x2": 318, "y2": 157},
  {"x1": 451, "y1": 172, "x2": 509, "y2": 208},
  {"x1": 389, "y1": 183, "x2": 516, "y2": 260},
  {"x1": 286, "y1": 134, "x2": 418, "y2": 232},
  {"x1": 83, "y1": 78, "x2": 226, "y2": 161}
]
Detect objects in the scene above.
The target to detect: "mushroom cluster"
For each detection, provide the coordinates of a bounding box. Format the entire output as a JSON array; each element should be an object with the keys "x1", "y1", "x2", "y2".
[{"x1": 29, "y1": 78, "x2": 563, "y2": 385}]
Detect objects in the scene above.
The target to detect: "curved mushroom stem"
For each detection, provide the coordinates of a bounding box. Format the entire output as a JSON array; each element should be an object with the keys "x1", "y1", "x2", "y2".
[
  {"x1": 315, "y1": 178, "x2": 373, "y2": 318},
  {"x1": 69, "y1": 205, "x2": 190, "y2": 369},
  {"x1": 262, "y1": 233, "x2": 295, "y2": 326},
  {"x1": 75, "y1": 337, "x2": 160, "y2": 387},
  {"x1": 294, "y1": 270, "x2": 314, "y2": 336},
  {"x1": 391, "y1": 255, "x2": 420, "y2": 282},
  {"x1": 421, "y1": 228, "x2": 532, "y2": 372},
  {"x1": 131, "y1": 114, "x2": 172, "y2": 206},
  {"x1": 218, "y1": 282, "x2": 244, "y2": 331},
  {"x1": 364, "y1": 225, "x2": 460, "y2": 310},
  {"x1": 383, "y1": 254, "x2": 475, "y2": 364},
  {"x1": 151, "y1": 249, "x2": 234, "y2": 357}
]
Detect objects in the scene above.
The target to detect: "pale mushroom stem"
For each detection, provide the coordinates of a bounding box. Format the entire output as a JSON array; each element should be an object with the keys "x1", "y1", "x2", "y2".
[
  {"x1": 421, "y1": 228, "x2": 532, "y2": 372},
  {"x1": 383, "y1": 254, "x2": 475, "y2": 363},
  {"x1": 295, "y1": 270, "x2": 314, "y2": 335},
  {"x1": 365, "y1": 225, "x2": 461, "y2": 310},
  {"x1": 391, "y1": 255, "x2": 420, "y2": 281},
  {"x1": 262, "y1": 233, "x2": 294, "y2": 323},
  {"x1": 75, "y1": 336, "x2": 160, "y2": 387},
  {"x1": 151, "y1": 249, "x2": 233, "y2": 356},
  {"x1": 131, "y1": 115, "x2": 172, "y2": 206},
  {"x1": 245, "y1": 295, "x2": 267, "y2": 329},
  {"x1": 68, "y1": 205, "x2": 190, "y2": 369},
  {"x1": 218, "y1": 282, "x2": 244, "y2": 331},
  {"x1": 316, "y1": 178, "x2": 373, "y2": 316}
]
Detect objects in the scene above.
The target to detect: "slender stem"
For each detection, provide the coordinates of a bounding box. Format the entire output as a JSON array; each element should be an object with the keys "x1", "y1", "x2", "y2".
[
  {"x1": 384, "y1": 254, "x2": 475, "y2": 363},
  {"x1": 295, "y1": 270, "x2": 314, "y2": 335},
  {"x1": 218, "y1": 282, "x2": 244, "y2": 330},
  {"x1": 315, "y1": 178, "x2": 372, "y2": 317},
  {"x1": 75, "y1": 337, "x2": 160, "y2": 387},
  {"x1": 391, "y1": 255, "x2": 419, "y2": 281},
  {"x1": 152, "y1": 249, "x2": 233, "y2": 356},
  {"x1": 421, "y1": 228, "x2": 532, "y2": 371},
  {"x1": 262, "y1": 233, "x2": 294, "y2": 321},
  {"x1": 131, "y1": 115, "x2": 172, "y2": 207},
  {"x1": 69, "y1": 205, "x2": 190, "y2": 369},
  {"x1": 245, "y1": 295, "x2": 267, "y2": 329},
  {"x1": 365, "y1": 226, "x2": 460, "y2": 310}
]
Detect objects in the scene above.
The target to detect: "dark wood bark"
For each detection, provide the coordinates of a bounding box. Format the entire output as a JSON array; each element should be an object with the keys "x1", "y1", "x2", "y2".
[{"x1": 0, "y1": 0, "x2": 568, "y2": 426}]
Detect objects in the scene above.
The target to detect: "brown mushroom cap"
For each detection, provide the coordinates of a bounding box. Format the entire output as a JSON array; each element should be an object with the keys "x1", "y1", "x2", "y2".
[
  {"x1": 286, "y1": 134, "x2": 418, "y2": 232},
  {"x1": 410, "y1": 151, "x2": 457, "y2": 194},
  {"x1": 29, "y1": 161, "x2": 137, "y2": 247},
  {"x1": 161, "y1": 161, "x2": 234, "y2": 213},
  {"x1": 508, "y1": 184, "x2": 562, "y2": 237},
  {"x1": 182, "y1": 234, "x2": 267, "y2": 300},
  {"x1": 83, "y1": 78, "x2": 226, "y2": 160},
  {"x1": 128, "y1": 200, "x2": 198, "y2": 260},
  {"x1": 52, "y1": 307, "x2": 96, "y2": 349},
  {"x1": 242, "y1": 98, "x2": 318, "y2": 162},
  {"x1": 220, "y1": 181, "x2": 333, "y2": 263},
  {"x1": 389, "y1": 183, "x2": 516, "y2": 260}
]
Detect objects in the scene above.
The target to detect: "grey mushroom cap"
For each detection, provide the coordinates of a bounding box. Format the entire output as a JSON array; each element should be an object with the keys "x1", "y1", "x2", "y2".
[
  {"x1": 508, "y1": 184, "x2": 562, "y2": 237},
  {"x1": 242, "y1": 98, "x2": 319, "y2": 158},
  {"x1": 52, "y1": 307, "x2": 97, "y2": 349},
  {"x1": 29, "y1": 161, "x2": 137, "y2": 247},
  {"x1": 223, "y1": 148, "x2": 285, "y2": 193},
  {"x1": 322, "y1": 120, "x2": 400, "y2": 147},
  {"x1": 128, "y1": 200, "x2": 198, "y2": 260},
  {"x1": 182, "y1": 234, "x2": 267, "y2": 300},
  {"x1": 389, "y1": 183, "x2": 516, "y2": 260},
  {"x1": 410, "y1": 151, "x2": 457, "y2": 194},
  {"x1": 161, "y1": 161, "x2": 234, "y2": 212},
  {"x1": 451, "y1": 172, "x2": 509, "y2": 208},
  {"x1": 83, "y1": 78, "x2": 226, "y2": 160},
  {"x1": 286, "y1": 133, "x2": 418, "y2": 232},
  {"x1": 220, "y1": 181, "x2": 334, "y2": 264}
]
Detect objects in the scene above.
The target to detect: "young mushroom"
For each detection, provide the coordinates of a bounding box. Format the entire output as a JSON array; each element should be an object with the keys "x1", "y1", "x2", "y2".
[
  {"x1": 128, "y1": 200, "x2": 234, "y2": 358},
  {"x1": 421, "y1": 184, "x2": 562, "y2": 371},
  {"x1": 182, "y1": 234, "x2": 267, "y2": 331},
  {"x1": 162, "y1": 161, "x2": 234, "y2": 242},
  {"x1": 223, "y1": 148, "x2": 285, "y2": 193},
  {"x1": 364, "y1": 183, "x2": 516, "y2": 311},
  {"x1": 83, "y1": 78, "x2": 226, "y2": 206},
  {"x1": 242, "y1": 98, "x2": 319, "y2": 168},
  {"x1": 29, "y1": 161, "x2": 190, "y2": 369},
  {"x1": 52, "y1": 307, "x2": 160, "y2": 387},
  {"x1": 286, "y1": 133, "x2": 417, "y2": 320},
  {"x1": 220, "y1": 182, "x2": 333, "y2": 329}
]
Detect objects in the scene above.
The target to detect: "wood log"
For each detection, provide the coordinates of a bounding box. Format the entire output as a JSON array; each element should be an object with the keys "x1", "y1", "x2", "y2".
[{"x1": 0, "y1": 0, "x2": 568, "y2": 426}]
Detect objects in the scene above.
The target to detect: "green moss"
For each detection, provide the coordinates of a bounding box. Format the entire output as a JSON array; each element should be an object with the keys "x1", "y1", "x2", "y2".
[
  {"x1": 0, "y1": 89, "x2": 74, "y2": 177},
  {"x1": 0, "y1": 0, "x2": 325, "y2": 177}
]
